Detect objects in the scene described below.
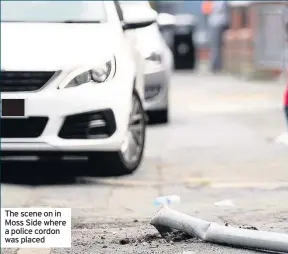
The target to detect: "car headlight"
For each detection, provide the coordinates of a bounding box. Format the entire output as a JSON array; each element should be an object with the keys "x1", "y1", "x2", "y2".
[
  {"x1": 145, "y1": 52, "x2": 162, "y2": 64},
  {"x1": 66, "y1": 58, "x2": 116, "y2": 88}
]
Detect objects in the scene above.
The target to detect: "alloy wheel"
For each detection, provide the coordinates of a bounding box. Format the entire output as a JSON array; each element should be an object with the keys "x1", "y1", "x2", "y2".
[{"x1": 120, "y1": 94, "x2": 145, "y2": 166}]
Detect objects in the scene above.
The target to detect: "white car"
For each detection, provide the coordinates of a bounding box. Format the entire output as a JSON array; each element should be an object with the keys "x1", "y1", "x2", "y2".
[
  {"x1": 120, "y1": 1, "x2": 174, "y2": 124},
  {"x1": 0, "y1": 1, "x2": 157, "y2": 175}
]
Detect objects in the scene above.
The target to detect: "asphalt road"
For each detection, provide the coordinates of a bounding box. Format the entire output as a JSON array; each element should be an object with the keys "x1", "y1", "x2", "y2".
[{"x1": 1, "y1": 71, "x2": 288, "y2": 254}]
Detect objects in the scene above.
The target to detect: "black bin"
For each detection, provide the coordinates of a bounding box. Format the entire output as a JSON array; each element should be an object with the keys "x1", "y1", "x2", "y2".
[{"x1": 173, "y1": 14, "x2": 197, "y2": 70}]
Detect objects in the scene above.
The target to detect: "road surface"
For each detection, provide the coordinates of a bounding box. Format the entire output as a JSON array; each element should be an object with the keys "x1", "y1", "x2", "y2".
[{"x1": 2, "y1": 72, "x2": 288, "y2": 254}]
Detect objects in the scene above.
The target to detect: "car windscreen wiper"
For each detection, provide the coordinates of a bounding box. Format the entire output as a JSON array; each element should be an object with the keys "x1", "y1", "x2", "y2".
[
  {"x1": 1, "y1": 20, "x2": 103, "y2": 23},
  {"x1": 62, "y1": 20, "x2": 103, "y2": 24},
  {"x1": 1, "y1": 21, "x2": 30, "y2": 23}
]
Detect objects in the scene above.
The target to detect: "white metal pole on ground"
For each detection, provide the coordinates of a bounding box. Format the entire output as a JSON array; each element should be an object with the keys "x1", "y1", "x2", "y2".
[{"x1": 151, "y1": 207, "x2": 288, "y2": 253}]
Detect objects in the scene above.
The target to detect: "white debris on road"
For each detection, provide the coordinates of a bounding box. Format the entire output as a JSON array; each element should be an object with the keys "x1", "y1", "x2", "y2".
[
  {"x1": 275, "y1": 132, "x2": 288, "y2": 146},
  {"x1": 214, "y1": 200, "x2": 235, "y2": 207}
]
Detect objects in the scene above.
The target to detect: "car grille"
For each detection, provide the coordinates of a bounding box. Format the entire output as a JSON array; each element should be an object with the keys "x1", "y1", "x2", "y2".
[
  {"x1": 0, "y1": 71, "x2": 56, "y2": 92},
  {"x1": 1, "y1": 117, "x2": 48, "y2": 138},
  {"x1": 59, "y1": 109, "x2": 116, "y2": 139}
]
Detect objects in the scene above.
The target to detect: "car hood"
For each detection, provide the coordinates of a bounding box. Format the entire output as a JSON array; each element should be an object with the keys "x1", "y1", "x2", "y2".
[{"x1": 1, "y1": 23, "x2": 119, "y2": 71}]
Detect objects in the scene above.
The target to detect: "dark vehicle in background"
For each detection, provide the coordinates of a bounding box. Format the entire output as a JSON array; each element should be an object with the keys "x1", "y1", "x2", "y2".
[{"x1": 153, "y1": 1, "x2": 198, "y2": 70}]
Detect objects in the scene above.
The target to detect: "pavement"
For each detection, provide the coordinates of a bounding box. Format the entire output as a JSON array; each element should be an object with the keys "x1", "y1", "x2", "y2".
[{"x1": 1, "y1": 71, "x2": 288, "y2": 254}]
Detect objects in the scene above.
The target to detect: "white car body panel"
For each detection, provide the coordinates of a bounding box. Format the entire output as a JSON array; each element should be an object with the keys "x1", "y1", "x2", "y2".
[
  {"x1": 134, "y1": 23, "x2": 173, "y2": 111},
  {"x1": 2, "y1": 24, "x2": 119, "y2": 71}
]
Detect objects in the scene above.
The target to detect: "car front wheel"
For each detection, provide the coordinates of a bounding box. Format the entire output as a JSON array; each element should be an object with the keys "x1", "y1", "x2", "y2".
[{"x1": 88, "y1": 90, "x2": 146, "y2": 176}]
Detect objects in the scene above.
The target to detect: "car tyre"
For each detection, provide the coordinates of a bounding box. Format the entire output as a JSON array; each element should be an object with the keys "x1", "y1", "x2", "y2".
[{"x1": 87, "y1": 90, "x2": 146, "y2": 176}]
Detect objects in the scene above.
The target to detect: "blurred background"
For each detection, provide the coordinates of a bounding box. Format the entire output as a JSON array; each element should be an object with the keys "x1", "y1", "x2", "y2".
[
  {"x1": 149, "y1": 0, "x2": 287, "y2": 79},
  {"x1": 2, "y1": 1, "x2": 288, "y2": 253}
]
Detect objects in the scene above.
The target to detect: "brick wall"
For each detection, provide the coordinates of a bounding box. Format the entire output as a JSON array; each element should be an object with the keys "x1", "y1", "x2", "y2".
[
  {"x1": 223, "y1": 2, "x2": 285, "y2": 79},
  {"x1": 223, "y1": 5, "x2": 254, "y2": 77},
  {"x1": 197, "y1": 47, "x2": 210, "y2": 60}
]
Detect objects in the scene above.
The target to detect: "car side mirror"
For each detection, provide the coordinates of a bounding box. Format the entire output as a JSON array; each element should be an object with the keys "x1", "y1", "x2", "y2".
[{"x1": 122, "y1": 7, "x2": 157, "y2": 30}]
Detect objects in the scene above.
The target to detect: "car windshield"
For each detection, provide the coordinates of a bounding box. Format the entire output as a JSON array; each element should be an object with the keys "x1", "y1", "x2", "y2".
[
  {"x1": 120, "y1": 1, "x2": 149, "y2": 5},
  {"x1": 1, "y1": 1, "x2": 107, "y2": 23},
  {"x1": 119, "y1": 1, "x2": 151, "y2": 8}
]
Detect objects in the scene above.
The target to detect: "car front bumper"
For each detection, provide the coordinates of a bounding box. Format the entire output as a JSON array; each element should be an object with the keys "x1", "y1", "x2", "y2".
[
  {"x1": 1, "y1": 82, "x2": 131, "y2": 152},
  {"x1": 143, "y1": 67, "x2": 169, "y2": 111}
]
